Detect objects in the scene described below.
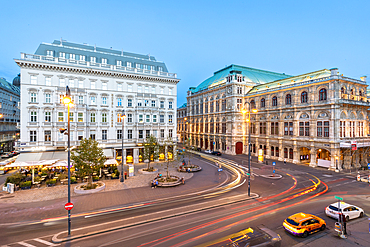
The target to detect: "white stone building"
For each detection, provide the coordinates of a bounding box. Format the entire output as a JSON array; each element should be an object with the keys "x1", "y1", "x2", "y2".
[{"x1": 15, "y1": 40, "x2": 179, "y2": 163}]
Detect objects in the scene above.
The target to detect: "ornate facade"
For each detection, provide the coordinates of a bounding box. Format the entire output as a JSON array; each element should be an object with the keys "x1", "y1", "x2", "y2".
[
  {"x1": 185, "y1": 65, "x2": 369, "y2": 170},
  {"x1": 177, "y1": 103, "x2": 187, "y2": 143}
]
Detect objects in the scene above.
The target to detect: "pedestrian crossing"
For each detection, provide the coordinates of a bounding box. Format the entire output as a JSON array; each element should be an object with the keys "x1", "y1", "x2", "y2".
[{"x1": 1, "y1": 237, "x2": 59, "y2": 247}]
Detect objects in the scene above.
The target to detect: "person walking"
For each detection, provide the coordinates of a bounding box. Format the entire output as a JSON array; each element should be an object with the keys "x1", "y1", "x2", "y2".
[
  {"x1": 124, "y1": 171, "x2": 127, "y2": 179},
  {"x1": 341, "y1": 213, "x2": 347, "y2": 235},
  {"x1": 284, "y1": 159, "x2": 286, "y2": 165},
  {"x1": 155, "y1": 180, "x2": 158, "y2": 188}
]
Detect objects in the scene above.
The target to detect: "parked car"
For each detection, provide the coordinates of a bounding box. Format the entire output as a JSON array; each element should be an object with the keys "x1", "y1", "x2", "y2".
[
  {"x1": 11, "y1": 151, "x2": 19, "y2": 156},
  {"x1": 203, "y1": 227, "x2": 281, "y2": 247},
  {"x1": 205, "y1": 150, "x2": 212, "y2": 154},
  {"x1": 325, "y1": 202, "x2": 364, "y2": 221},
  {"x1": 211, "y1": 151, "x2": 221, "y2": 156},
  {"x1": 283, "y1": 212, "x2": 326, "y2": 238},
  {"x1": 1, "y1": 152, "x2": 13, "y2": 159}
]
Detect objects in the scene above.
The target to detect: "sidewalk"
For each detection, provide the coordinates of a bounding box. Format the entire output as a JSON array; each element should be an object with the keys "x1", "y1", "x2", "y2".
[{"x1": 294, "y1": 217, "x2": 370, "y2": 247}]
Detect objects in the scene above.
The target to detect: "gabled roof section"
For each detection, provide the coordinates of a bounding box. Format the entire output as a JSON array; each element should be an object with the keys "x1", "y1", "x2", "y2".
[
  {"x1": 0, "y1": 77, "x2": 20, "y2": 94},
  {"x1": 178, "y1": 103, "x2": 187, "y2": 109},
  {"x1": 191, "y1": 65, "x2": 291, "y2": 93},
  {"x1": 247, "y1": 69, "x2": 331, "y2": 94}
]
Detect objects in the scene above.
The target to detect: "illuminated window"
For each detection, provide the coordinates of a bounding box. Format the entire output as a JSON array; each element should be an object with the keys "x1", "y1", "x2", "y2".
[
  {"x1": 301, "y1": 91, "x2": 308, "y2": 103},
  {"x1": 319, "y1": 88, "x2": 327, "y2": 101}
]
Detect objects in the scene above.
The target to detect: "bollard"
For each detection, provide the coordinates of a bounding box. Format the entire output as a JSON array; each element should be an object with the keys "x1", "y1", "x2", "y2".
[{"x1": 357, "y1": 174, "x2": 361, "y2": 181}]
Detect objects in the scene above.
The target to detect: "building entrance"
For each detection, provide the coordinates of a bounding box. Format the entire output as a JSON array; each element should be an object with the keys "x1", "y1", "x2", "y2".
[{"x1": 236, "y1": 142, "x2": 243, "y2": 154}]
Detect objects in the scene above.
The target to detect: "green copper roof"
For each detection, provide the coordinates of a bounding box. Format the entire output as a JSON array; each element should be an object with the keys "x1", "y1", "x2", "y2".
[
  {"x1": 178, "y1": 103, "x2": 187, "y2": 109},
  {"x1": 0, "y1": 77, "x2": 20, "y2": 94},
  {"x1": 191, "y1": 65, "x2": 291, "y2": 93},
  {"x1": 247, "y1": 69, "x2": 331, "y2": 94}
]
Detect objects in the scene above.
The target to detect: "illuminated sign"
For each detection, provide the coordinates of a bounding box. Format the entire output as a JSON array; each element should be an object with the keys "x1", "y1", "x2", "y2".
[{"x1": 258, "y1": 149, "x2": 264, "y2": 163}]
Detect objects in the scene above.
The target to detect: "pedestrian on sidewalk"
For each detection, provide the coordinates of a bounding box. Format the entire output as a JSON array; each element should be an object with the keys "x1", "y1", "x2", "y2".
[
  {"x1": 151, "y1": 180, "x2": 155, "y2": 189},
  {"x1": 340, "y1": 213, "x2": 347, "y2": 235},
  {"x1": 124, "y1": 171, "x2": 127, "y2": 179},
  {"x1": 284, "y1": 159, "x2": 286, "y2": 165},
  {"x1": 155, "y1": 180, "x2": 158, "y2": 188}
]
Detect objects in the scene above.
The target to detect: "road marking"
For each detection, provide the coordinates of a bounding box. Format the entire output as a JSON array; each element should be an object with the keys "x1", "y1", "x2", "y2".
[
  {"x1": 322, "y1": 174, "x2": 333, "y2": 177},
  {"x1": 33, "y1": 238, "x2": 59, "y2": 246},
  {"x1": 18, "y1": 242, "x2": 37, "y2": 247}
]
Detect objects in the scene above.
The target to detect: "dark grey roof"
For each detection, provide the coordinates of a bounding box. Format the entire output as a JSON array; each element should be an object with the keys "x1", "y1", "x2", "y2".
[
  {"x1": 0, "y1": 77, "x2": 20, "y2": 94},
  {"x1": 34, "y1": 40, "x2": 168, "y2": 72},
  {"x1": 13, "y1": 74, "x2": 20, "y2": 87}
]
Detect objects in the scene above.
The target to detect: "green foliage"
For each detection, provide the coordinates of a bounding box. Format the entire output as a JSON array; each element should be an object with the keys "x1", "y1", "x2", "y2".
[
  {"x1": 71, "y1": 177, "x2": 77, "y2": 183},
  {"x1": 34, "y1": 176, "x2": 41, "y2": 182},
  {"x1": 46, "y1": 179, "x2": 56, "y2": 185},
  {"x1": 142, "y1": 135, "x2": 160, "y2": 170},
  {"x1": 20, "y1": 181, "x2": 32, "y2": 187},
  {"x1": 93, "y1": 176, "x2": 99, "y2": 181},
  {"x1": 71, "y1": 138, "x2": 106, "y2": 185},
  {"x1": 5, "y1": 172, "x2": 24, "y2": 186}
]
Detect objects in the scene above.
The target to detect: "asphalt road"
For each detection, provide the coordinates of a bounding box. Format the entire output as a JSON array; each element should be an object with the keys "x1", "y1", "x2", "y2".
[{"x1": 1, "y1": 153, "x2": 369, "y2": 247}]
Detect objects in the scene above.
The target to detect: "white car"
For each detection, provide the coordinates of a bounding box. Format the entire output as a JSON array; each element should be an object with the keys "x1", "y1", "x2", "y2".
[
  {"x1": 205, "y1": 150, "x2": 212, "y2": 154},
  {"x1": 325, "y1": 202, "x2": 364, "y2": 221}
]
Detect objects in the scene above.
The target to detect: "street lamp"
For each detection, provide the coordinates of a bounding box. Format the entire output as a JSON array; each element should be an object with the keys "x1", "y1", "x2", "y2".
[
  {"x1": 242, "y1": 102, "x2": 258, "y2": 197},
  {"x1": 120, "y1": 110, "x2": 126, "y2": 182},
  {"x1": 62, "y1": 86, "x2": 73, "y2": 236}
]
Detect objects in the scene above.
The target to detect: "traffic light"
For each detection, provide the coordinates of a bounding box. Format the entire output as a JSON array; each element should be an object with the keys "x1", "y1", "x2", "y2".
[{"x1": 59, "y1": 128, "x2": 68, "y2": 135}]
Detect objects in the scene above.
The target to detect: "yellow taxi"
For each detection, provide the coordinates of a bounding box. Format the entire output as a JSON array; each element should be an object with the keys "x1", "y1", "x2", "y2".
[{"x1": 283, "y1": 213, "x2": 326, "y2": 238}]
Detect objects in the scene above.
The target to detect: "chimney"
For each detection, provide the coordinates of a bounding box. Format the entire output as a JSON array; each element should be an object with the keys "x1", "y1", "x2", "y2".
[
  {"x1": 330, "y1": 68, "x2": 338, "y2": 76},
  {"x1": 360, "y1": 76, "x2": 367, "y2": 82}
]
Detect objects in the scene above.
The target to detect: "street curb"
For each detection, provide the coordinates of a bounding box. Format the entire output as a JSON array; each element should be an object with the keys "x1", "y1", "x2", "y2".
[
  {"x1": 259, "y1": 174, "x2": 283, "y2": 179},
  {"x1": 52, "y1": 192, "x2": 260, "y2": 243}
]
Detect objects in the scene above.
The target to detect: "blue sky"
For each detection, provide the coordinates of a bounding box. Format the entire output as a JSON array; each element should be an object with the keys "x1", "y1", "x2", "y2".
[{"x1": 1, "y1": 0, "x2": 369, "y2": 105}]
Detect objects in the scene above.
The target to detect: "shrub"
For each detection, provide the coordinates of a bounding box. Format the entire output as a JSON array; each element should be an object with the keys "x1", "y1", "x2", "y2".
[
  {"x1": 93, "y1": 176, "x2": 99, "y2": 181},
  {"x1": 46, "y1": 179, "x2": 57, "y2": 185},
  {"x1": 111, "y1": 173, "x2": 117, "y2": 179},
  {"x1": 5, "y1": 173, "x2": 24, "y2": 186},
  {"x1": 20, "y1": 181, "x2": 32, "y2": 188},
  {"x1": 34, "y1": 176, "x2": 41, "y2": 183},
  {"x1": 71, "y1": 177, "x2": 77, "y2": 183},
  {"x1": 115, "y1": 170, "x2": 120, "y2": 176}
]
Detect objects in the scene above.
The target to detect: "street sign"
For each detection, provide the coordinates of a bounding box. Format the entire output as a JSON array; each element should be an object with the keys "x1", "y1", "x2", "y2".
[
  {"x1": 273, "y1": 170, "x2": 275, "y2": 173},
  {"x1": 368, "y1": 163, "x2": 370, "y2": 170},
  {"x1": 213, "y1": 141, "x2": 215, "y2": 145},
  {"x1": 65, "y1": 202, "x2": 74, "y2": 210},
  {"x1": 351, "y1": 141, "x2": 357, "y2": 151},
  {"x1": 335, "y1": 196, "x2": 343, "y2": 201},
  {"x1": 246, "y1": 172, "x2": 250, "y2": 176},
  {"x1": 218, "y1": 168, "x2": 223, "y2": 172},
  {"x1": 272, "y1": 162, "x2": 276, "y2": 166}
]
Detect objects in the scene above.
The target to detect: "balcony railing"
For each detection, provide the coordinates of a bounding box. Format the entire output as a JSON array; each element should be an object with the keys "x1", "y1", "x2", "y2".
[{"x1": 20, "y1": 53, "x2": 177, "y2": 79}]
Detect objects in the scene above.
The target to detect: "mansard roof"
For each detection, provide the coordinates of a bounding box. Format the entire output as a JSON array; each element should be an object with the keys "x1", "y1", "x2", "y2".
[
  {"x1": 247, "y1": 69, "x2": 332, "y2": 95},
  {"x1": 0, "y1": 77, "x2": 20, "y2": 94},
  {"x1": 34, "y1": 40, "x2": 168, "y2": 72},
  {"x1": 191, "y1": 64, "x2": 291, "y2": 93}
]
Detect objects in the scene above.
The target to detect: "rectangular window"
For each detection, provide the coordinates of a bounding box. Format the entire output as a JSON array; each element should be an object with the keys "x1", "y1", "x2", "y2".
[
  {"x1": 305, "y1": 122, "x2": 310, "y2": 136},
  {"x1": 127, "y1": 129, "x2": 132, "y2": 139},
  {"x1": 127, "y1": 113, "x2": 132, "y2": 123},
  {"x1": 317, "y1": 122, "x2": 323, "y2": 137},
  {"x1": 117, "y1": 84, "x2": 122, "y2": 91},
  {"x1": 90, "y1": 113, "x2": 96, "y2": 122},
  {"x1": 139, "y1": 130, "x2": 143, "y2": 139},
  {"x1": 58, "y1": 112, "x2": 64, "y2": 122},
  {"x1": 102, "y1": 97, "x2": 107, "y2": 105},
  {"x1": 160, "y1": 101, "x2": 165, "y2": 108},
  {"x1": 271, "y1": 122, "x2": 275, "y2": 135},
  {"x1": 69, "y1": 112, "x2": 74, "y2": 122},
  {"x1": 90, "y1": 130, "x2": 95, "y2": 140},
  {"x1": 137, "y1": 100, "x2": 142, "y2": 107},
  {"x1": 146, "y1": 130, "x2": 150, "y2": 138},
  {"x1": 128, "y1": 84, "x2": 132, "y2": 92},
  {"x1": 117, "y1": 98, "x2": 122, "y2": 106},
  {"x1": 284, "y1": 122, "x2": 288, "y2": 135},
  {"x1": 102, "y1": 113, "x2": 107, "y2": 122},
  {"x1": 46, "y1": 50, "x2": 53, "y2": 57},
  {"x1": 44, "y1": 130, "x2": 51, "y2": 142},
  {"x1": 151, "y1": 100, "x2": 156, "y2": 107},
  {"x1": 70, "y1": 54, "x2": 75, "y2": 60},
  {"x1": 78, "y1": 112, "x2": 83, "y2": 122},
  {"x1": 102, "y1": 82, "x2": 107, "y2": 90},
  {"x1": 90, "y1": 57, "x2": 96, "y2": 63},
  {"x1": 117, "y1": 60, "x2": 122, "y2": 66},
  {"x1": 59, "y1": 78, "x2": 65, "y2": 87},
  {"x1": 79, "y1": 80, "x2": 84, "y2": 88},
  {"x1": 127, "y1": 62, "x2": 132, "y2": 68},
  {"x1": 160, "y1": 129, "x2": 165, "y2": 138},
  {"x1": 30, "y1": 92, "x2": 37, "y2": 103},
  {"x1": 160, "y1": 88, "x2": 164, "y2": 94},
  {"x1": 30, "y1": 131, "x2": 37, "y2": 142},
  {"x1": 78, "y1": 131, "x2": 83, "y2": 140},
  {"x1": 45, "y1": 93, "x2": 51, "y2": 103},
  {"x1": 169, "y1": 115, "x2": 173, "y2": 123},
  {"x1": 59, "y1": 52, "x2": 65, "y2": 58},
  {"x1": 117, "y1": 130, "x2": 122, "y2": 140},
  {"x1": 137, "y1": 85, "x2": 142, "y2": 93},
  {"x1": 169, "y1": 88, "x2": 173, "y2": 95},
  {"x1": 45, "y1": 112, "x2": 51, "y2": 122},
  {"x1": 117, "y1": 113, "x2": 122, "y2": 123},
  {"x1": 80, "y1": 55, "x2": 85, "y2": 61},
  {"x1": 91, "y1": 81, "x2": 96, "y2": 89},
  {"x1": 169, "y1": 129, "x2": 173, "y2": 138},
  {"x1": 152, "y1": 87, "x2": 155, "y2": 94},
  {"x1": 153, "y1": 115, "x2": 157, "y2": 123},
  {"x1": 78, "y1": 96, "x2": 84, "y2": 104},
  {"x1": 289, "y1": 122, "x2": 293, "y2": 135},
  {"x1": 160, "y1": 115, "x2": 165, "y2": 123},
  {"x1": 69, "y1": 79, "x2": 74, "y2": 88},
  {"x1": 30, "y1": 111, "x2": 37, "y2": 122},
  {"x1": 102, "y1": 58, "x2": 107, "y2": 64},
  {"x1": 299, "y1": 122, "x2": 304, "y2": 136},
  {"x1": 127, "y1": 98, "x2": 132, "y2": 107},
  {"x1": 144, "y1": 100, "x2": 149, "y2": 107},
  {"x1": 275, "y1": 123, "x2": 278, "y2": 135},
  {"x1": 45, "y1": 77, "x2": 51, "y2": 86},
  {"x1": 102, "y1": 130, "x2": 107, "y2": 140},
  {"x1": 146, "y1": 115, "x2": 150, "y2": 123},
  {"x1": 91, "y1": 96, "x2": 96, "y2": 105},
  {"x1": 324, "y1": 121, "x2": 329, "y2": 137},
  {"x1": 139, "y1": 114, "x2": 143, "y2": 123},
  {"x1": 145, "y1": 86, "x2": 149, "y2": 93},
  {"x1": 169, "y1": 101, "x2": 173, "y2": 109}
]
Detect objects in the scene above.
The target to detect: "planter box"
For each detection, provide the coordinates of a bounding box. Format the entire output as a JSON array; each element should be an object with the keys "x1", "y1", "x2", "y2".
[{"x1": 20, "y1": 186, "x2": 31, "y2": 190}]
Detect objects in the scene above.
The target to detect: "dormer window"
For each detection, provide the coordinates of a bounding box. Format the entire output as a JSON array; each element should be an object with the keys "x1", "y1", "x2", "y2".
[
  {"x1": 158, "y1": 67, "x2": 163, "y2": 72},
  {"x1": 102, "y1": 58, "x2": 107, "y2": 64},
  {"x1": 116, "y1": 60, "x2": 122, "y2": 66},
  {"x1": 59, "y1": 52, "x2": 65, "y2": 58},
  {"x1": 46, "y1": 50, "x2": 54, "y2": 57},
  {"x1": 70, "y1": 54, "x2": 75, "y2": 60},
  {"x1": 127, "y1": 62, "x2": 132, "y2": 68},
  {"x1": 90, "y1": 57, "x2": 96, "y2": 63},
  {"x1": 79, "y1": 55, "x2": 85, "y2": 61}
]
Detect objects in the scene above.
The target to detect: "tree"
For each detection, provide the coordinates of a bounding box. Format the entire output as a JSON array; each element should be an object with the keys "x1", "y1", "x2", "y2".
[
  {"x1": 71, "y1": 138, "x2": 106, "y2": 188},
  {"x1": 183, "y1": 138, "x2": 193, "y2": 166},
  {"x1": 142, "y1": 135, "x2": 159, "y2": 171},
  {"x1": 163, "y1": 137, "x2": 180, "y2": 179}
]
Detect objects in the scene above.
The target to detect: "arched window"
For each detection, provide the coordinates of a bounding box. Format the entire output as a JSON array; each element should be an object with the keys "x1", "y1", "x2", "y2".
[
  {"x1": 272, "y1": 96, "x2": 277, "y2": 106},
  {"x1": 341, "y1": 87, "x2": 345, "y2": 94},
  {"x1": 359, "y1": 90, "x2": 362, "y2": 96},
  {"x1": 289, "y1": 148, "x2": 293, "y2": 159},
  {"x1": 319, "y1": 88, "x2": 327, "y2": 101},
  {"x1": 351, "y1": 88, "x2": 354, "y2": 95},
  {"x1": 261, "y1": 98, "x2": 265, "y2": 108},
  {"x1": 285, "y1": 94, "x2": 292, "y2": 105},
  {"x1": 250, "y1": 100, "x2": 256, "y2": 109},
  {"x1": 301, "y1": 91, "x2": 308, "y2": 103},
  {"x1": 284, "y1": 148, "x2": 288, "y2": 158}
]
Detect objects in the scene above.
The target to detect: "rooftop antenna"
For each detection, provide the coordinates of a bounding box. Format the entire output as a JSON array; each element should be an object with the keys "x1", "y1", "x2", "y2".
[
  {"x1": 121, "y1": 49, "x2": 123, "y2": 56},
  {"x1": 60, "y1": 37, "x2": 63, "y2": 46},
  {"x1": 94, "y1": 44, "x2": 96, "y2": 52},
  {"x1": 148, "y1": 54, "x2": 151, "y2": 61}
]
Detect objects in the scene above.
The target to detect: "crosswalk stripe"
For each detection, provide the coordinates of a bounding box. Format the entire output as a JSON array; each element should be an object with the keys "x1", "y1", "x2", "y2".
[
  {"x1": 18, "y1": 242, "x2": 36, "y2": 247},
  {"x1": 33, "y1": 238, "x2": 59, "y2": 246}
]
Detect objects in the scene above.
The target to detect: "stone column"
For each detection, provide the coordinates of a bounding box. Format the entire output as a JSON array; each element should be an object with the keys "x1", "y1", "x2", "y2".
[
  {"x1": 173, "y1": 145, "x2": 177, "y2": 160},
  {"x1": 309, "y1": 147, "x2": 317, "y2": 167},
  {"x1": 123, "y1": 149, "x2": 127, "y2": 165},
  {"x1": 293, "y1": 143, "x2": 299, "y2": 164},
  {"x1": 133, "y1": 148, "x2": 139, "y2": 164},
  {"x1": 265, "y1": 139, "x2": 271, "y2": 159}
]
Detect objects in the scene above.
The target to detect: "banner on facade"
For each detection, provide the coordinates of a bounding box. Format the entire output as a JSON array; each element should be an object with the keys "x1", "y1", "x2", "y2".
[
  {"x1": 351, "y1": 141, "x2": 357, "y2": 151},
  {"x1": 258, "y1": 149, "x2": 264, "y2": 163}
]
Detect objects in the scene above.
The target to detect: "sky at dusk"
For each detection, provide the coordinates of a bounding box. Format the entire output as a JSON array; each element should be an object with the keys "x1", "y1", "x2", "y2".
[{"x1": 1, "y1": 0, "x2": 369, "y2": 105}]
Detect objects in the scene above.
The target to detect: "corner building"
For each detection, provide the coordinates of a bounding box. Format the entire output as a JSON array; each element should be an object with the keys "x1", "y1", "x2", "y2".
[
  {"x1": 186, "y1": 65, "x2": 369, "y2": 170},
  {"x1": 15, "y1": 40, "x2": 179, "y2": 164}
]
